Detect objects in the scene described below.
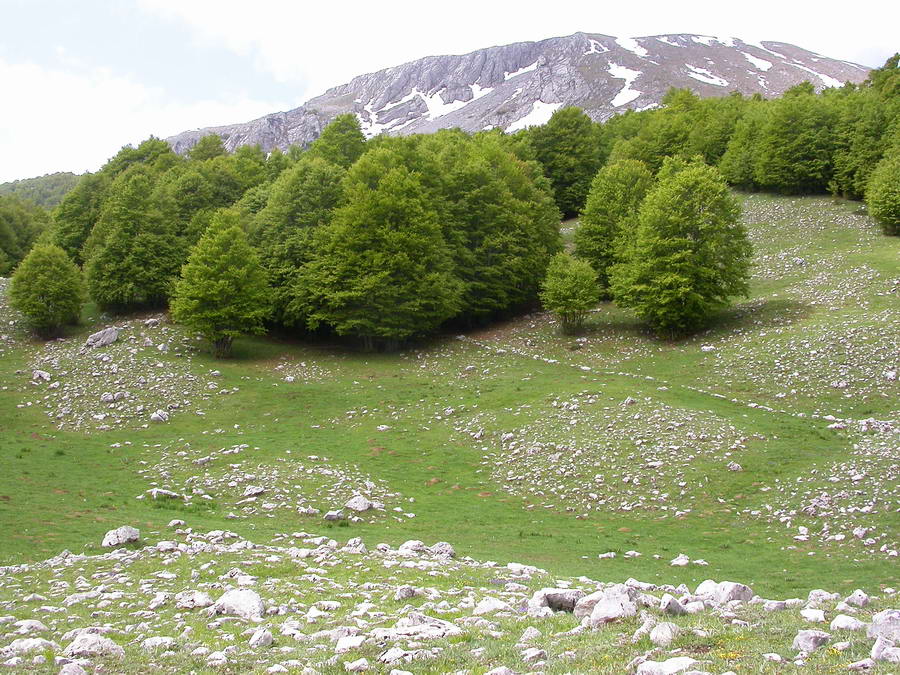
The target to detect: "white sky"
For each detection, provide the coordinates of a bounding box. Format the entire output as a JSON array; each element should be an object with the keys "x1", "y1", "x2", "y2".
[{"x1": 0, "y1": 0, "x2": 896, "y2": 183}]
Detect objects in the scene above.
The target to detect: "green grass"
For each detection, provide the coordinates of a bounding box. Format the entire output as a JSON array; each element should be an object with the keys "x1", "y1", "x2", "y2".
[{"x1": 0, "y1": 193, "x2": 897, "y2": 602}]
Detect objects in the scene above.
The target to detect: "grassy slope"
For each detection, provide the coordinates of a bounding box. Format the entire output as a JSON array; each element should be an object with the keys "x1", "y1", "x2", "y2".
[{"x1": 0, "y1": 194, "x2": 897, "y2": 599}]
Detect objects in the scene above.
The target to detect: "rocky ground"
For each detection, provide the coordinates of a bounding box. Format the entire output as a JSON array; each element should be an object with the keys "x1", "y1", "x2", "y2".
[
  {"x1": 0, "y1": 528, "x2": 898, "y2": 674},
  {"x1": 22, "y1": 316, "x2": 214, "y2": 431}
]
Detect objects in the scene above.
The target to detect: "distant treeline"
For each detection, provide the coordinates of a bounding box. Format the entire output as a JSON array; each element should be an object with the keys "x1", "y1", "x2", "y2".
[
  {"x1": 6, "y1": 54, "x2": 897, "y2": 345},
  {"x1": 0, "y1": 172, "x2": 80, "y2": 208}
]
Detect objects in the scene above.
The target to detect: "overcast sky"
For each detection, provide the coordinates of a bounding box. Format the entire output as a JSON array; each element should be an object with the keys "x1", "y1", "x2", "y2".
[{"x1": 0, "y1": 0, "x2": 896, "y2": 183}]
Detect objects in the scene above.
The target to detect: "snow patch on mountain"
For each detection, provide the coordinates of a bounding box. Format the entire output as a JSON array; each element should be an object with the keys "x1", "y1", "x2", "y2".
[
  {"x1": 790, "y1": 63, "x2": 844, "y2": 88},
  {"x1": 743, "y1": 52, "x2": 773, "y2": 71},
  {"x1": 506, "y1": 101, "x2": 564, "y2": 133},
  {"x1": 505, "y1": 62, "x2": 538, "y2": 80},
  {"x1": 585, "y1": 39, "x2": 608, "y2": 55},
  {"x1": 615, "y1": 37, "x2": 649, "y2": 58},
  {"x1": 686, "y1": 65, "x2": 729, "y2": 87},
  {"x1": 608, "y1": 64, "x2": 643, "y2": 106}
]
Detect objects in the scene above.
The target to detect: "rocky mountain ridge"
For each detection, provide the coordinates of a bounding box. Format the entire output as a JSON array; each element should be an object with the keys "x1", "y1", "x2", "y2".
[{"x1": 166, "y1": 32, "x2": 870, "y2": 154}]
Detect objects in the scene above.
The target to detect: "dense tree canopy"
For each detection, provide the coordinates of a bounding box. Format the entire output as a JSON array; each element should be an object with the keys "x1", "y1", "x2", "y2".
[
  {"x1": 0, "y1": 172, "x2": 79, "y2": 208},
  {"x1": 252, "y1": 156, "x2": 347, "y2": 325},
  {"x1": 84, "y1": 167, "x2": 181, "y2": 311},
  {"x1": 0, "y1": 195, "x2": 48, "y2": 275},
  {"x1": 527, "y1": 107, "x2": 607, "y2": 217},
  {"x1": 305, "y1": 114, "x2": 367, "y2": 168},
  {"x1": 291, "y1": 149, "x2": 461, "y2": 349}
]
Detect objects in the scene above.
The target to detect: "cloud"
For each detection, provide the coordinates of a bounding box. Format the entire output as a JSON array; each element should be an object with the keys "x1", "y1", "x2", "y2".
[{"x1": 0, "y1": 58, "x2": 287, "y2": 182}]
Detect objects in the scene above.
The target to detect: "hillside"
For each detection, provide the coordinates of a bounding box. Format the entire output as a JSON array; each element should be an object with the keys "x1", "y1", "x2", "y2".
[
  {"x1": 0, "y1": 173, "x2": 80, "y2": 209},
  {"x1": 165, "y1": 33, "x2": 870, "y2": 154},
  {"x1": 0, "y1": 192, "x2": 897, "y2": 671}
]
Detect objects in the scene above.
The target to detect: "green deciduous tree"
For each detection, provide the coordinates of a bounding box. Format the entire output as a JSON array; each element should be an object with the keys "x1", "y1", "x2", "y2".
[
  {"x1": 306, "y1": 114, "x2": 366, "y2": 169},
  {"x1": 0, "y1": 195, "x2": 48, "y2": 275},
  {"x1": 170, "y1": 212, "x2": 271, "y2": 357},
  {"x1": 717, "y1": 101, "x2": 767, "y2": 190},
  {"x1": 753, "y1": 89, "x2": 837, "y2": 194},
  {"x1": 8, "y1": 244, "x2": 85, "y2": 337},
  {"x1": 528, "y1": 107, "x2": 607, "y2": 217},
  {"x1": 84, "y1": 168, "x2": 181, "y2": 311},
  {"x1": 188, "y1": 134, "x2": 227, "y2": 161},
  {"x1": 252, "y1": 156, "x2": 346, "y2": 325},
  {"x1": 574, "y1": 159, "x2": 654, "y2": 291},
  {"x1": 866, "y1": 147, "x2": 900, "y2": 235},
  {"x1": 291, "y1": 148, "x2": 460, "y2": 349},
  {"x1": 610, "y1": 164, "x2": 751, "y2": 337},
  {"x1": 540, "y1": 252, "x2": 600, "y2": 333}
]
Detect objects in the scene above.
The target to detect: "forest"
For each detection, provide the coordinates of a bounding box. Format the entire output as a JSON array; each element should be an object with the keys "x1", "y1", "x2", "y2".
[{"x1": 4, "y1": 54, "x2": 898, "y2": 351}]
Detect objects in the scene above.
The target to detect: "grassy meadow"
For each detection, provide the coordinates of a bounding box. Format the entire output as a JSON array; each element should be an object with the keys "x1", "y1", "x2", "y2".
[{"x1": 0, "y1": 192, "x2": 897, "y2": 601}]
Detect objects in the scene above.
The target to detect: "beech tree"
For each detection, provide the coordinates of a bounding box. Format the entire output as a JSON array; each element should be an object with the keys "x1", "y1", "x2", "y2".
[
  {"x1": 252, "y1": 156, "x2": 346, "y2": 325},
  {"x1": 866, "y1": 147, "x2": 900, "y2": 235},
  {"x1": 291, "y1": 148, "x2": 460, "y2": 349},
  {"x1": 8, "y1": 244, "x2": 85, "y2": 337},
  {"x1": 574, "y1": 159, "x2": 654, "y2": 291},
  {"x1": 610, "y1": 163, "x2": 752, "y2": 337},
  {"x1": 528, "y1": 107, "x2": 607, "y2": 217},
  {"x1": 188, "y1": 134, "x2": 227, "y2": 161},
  {"x1": 84, "y1": 168, "x2": 180, "y2": 311},
  {"x1": 753, "y1": 86, "x2": 837, "y2": 194},
  {"x1": 540, "y1": 252, "x2": 600, "y2": 333},
  {"x1": 305, "y1": 114, "x2": 366, "y2": 168},
  {"x1": 0, "y1": 195, "x2": 48, "y2": 275},
  {"x1": 170, "y1": 212, "x2": 271, "y2": 357}
]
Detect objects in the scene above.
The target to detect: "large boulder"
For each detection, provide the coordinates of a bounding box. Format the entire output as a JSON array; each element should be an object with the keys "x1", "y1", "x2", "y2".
[
  {"x1": 210, "y1": 589, "x2": 265, "y2": 620},
  {"x1": 577, "y1": 585, "x2": 638, "y2": 628},
  {"x1": 63, "y1": 633, "x2": 125, "y2": 658},
  {"x1": 792, "y1": 629, "x2": 831, "y2": 652},
  {"x1": 344, "y1": 495, "x2": 373, "y2": 512},
  {"x1": 867, "y1": 609, "x2": 900, "y2": 641},
  {"x1": 529, "y1": 587, "x2": 586, "y2": 614},
  {"x1": 636, "y1": 657, "x2": 697, "y2": 674},
  {"x1": 101, "y1": 526, "x2": 139, "y2": 548},
  {"x1": 85, "y1": 327, "x2": 119, "y2": 349}
]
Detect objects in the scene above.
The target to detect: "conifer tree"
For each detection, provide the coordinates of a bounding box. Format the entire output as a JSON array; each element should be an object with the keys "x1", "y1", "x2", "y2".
[
  {"x1": 8, "y1": 244, "x2": 85, "y2": 337},
  {"x1": 610, "y1": 164, "x2": 751, "y2": 337},
  {"x1": 170, "y1": 212, "x2": 271, "y2": 357}
]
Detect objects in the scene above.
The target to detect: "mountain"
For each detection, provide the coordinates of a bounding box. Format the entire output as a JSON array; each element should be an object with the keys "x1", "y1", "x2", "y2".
[{"x1": 166, "y1": 32, "x2": 870, "y2": 154}]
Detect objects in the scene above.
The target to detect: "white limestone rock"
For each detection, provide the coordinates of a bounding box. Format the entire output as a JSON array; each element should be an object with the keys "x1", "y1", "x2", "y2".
[
  {"x1": 791, "y1": 629, "x2": 830, "y2": 652},
  {"x1": 210, "y1": 589, "x2": 265, "y2": 620},
  {"x1": 63, "y1": 634, "x2": 125, "y2": 659},
  {"x1": 101, "y1": 525, "x2": 139, "y2": 548}
]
